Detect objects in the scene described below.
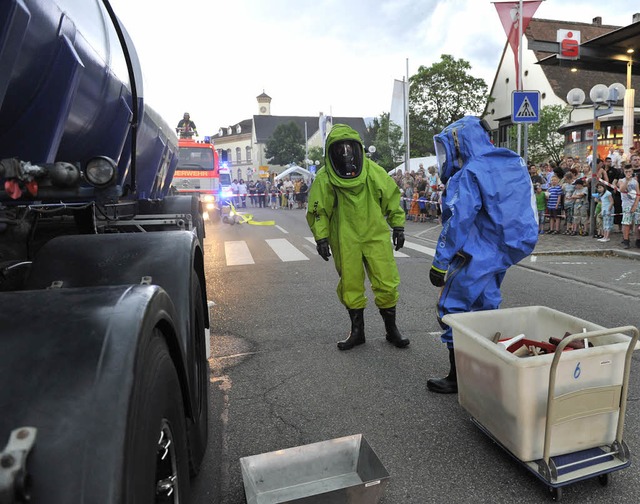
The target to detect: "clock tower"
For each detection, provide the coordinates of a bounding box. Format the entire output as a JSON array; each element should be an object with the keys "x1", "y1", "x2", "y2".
[{"x1": 257, "y1": 91, "x2": 272, "y2": 115}]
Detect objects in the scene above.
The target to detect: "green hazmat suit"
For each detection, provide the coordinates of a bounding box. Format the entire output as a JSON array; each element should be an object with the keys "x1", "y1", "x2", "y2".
[{"x1": 306, "y1": 124, "x2": 405, "y2": 310}]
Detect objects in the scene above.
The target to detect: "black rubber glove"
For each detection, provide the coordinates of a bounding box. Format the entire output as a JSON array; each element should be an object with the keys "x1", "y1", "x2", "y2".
[
  {"x1": 316, "y1": 238, "x2": 331, "y2": 261},
  {"x1": 429, "y1": 266, "x2": 446, "y2": 287},
  {"x1": 392, "y1": 227, "x2": 405, "y2": 251}
]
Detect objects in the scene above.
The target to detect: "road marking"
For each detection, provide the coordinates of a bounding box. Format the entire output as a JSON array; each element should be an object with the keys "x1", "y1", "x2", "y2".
[
  {"x1": 266, "y1": 238, "x2": 309, "y2": 262},
  {"x1": 403, "y1": 241, "x2": 436, "y2": 257},
  {"x1": 308, "y1": 236, "x2": 420, "y2": 258},
  {"x1": 275, "y1": 225, "x2": 289, "y2": 234},
  {"x1": 225, "y1": 241, "x2": 255, "y2": 266}
]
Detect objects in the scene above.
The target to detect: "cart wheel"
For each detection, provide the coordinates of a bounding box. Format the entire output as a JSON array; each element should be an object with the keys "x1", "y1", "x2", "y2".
[
  {"x1": 549, "y1": 486, "x2": 563, "y2": 501},
  {"x1": 598, "y1": 473, "x2": 610, "y2": 487}
]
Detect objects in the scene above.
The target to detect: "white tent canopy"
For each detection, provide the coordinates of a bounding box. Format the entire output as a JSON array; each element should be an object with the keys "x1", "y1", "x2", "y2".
[
  {"x1": 392, "y1": 155, "x2": 438, "y2": 174},
  {"x1": 274, "y1": 165, "x2": 315, "y2": 181}
]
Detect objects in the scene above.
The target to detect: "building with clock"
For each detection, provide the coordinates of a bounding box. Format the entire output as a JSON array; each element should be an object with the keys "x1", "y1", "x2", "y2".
[{"x1": 212, "y1": 92, "x2": 368, "y2": 181}]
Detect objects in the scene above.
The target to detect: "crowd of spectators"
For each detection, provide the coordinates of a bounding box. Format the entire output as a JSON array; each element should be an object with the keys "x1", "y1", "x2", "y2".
[
  {"x1": 391, "y1": 163, "x2": 443, "y2": 223},
  {"x1": 228, "y1": 177, "x2": 309, "y2": 210},
  {"x1": 530, "y1": 146, "x2": 640, "y2": 249}
]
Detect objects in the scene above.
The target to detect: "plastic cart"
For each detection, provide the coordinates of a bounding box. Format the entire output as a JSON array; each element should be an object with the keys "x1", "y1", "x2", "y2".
[{"x1": 444, "y1": 306, "x2": 639, "y2": 501}]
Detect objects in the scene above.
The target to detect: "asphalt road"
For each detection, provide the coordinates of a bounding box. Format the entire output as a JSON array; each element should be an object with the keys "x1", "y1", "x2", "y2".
[{"x1": 191, "y1": 206, "x2": 640, "y2": 504}]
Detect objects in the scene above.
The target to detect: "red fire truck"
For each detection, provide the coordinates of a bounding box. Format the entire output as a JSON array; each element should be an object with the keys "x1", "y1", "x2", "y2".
[{"x1": 173, "y1": 138, "x2": 220, "y2": 219}]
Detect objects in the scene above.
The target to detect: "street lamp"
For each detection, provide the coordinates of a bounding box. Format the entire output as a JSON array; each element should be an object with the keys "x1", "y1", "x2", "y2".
[
  {"x1": 566, "y1": 82, "x2": 625, "y2": 236},
  {"x1": 306, "y1": 158, "x2": 320, "y2": 176}
]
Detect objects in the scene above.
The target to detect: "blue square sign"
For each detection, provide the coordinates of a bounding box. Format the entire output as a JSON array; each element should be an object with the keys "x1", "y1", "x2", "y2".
[{"x1": 512, "y1": 91, "x2": 540, "y2": 123}]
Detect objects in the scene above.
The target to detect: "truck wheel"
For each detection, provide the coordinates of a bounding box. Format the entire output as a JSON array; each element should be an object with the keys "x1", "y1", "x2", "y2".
[
  {"x1": 188, "y1": 273, "x2": 209, "y2": 476},
  {"x1": 123, "y1": 330, "x2": 190, "y2": 503}
]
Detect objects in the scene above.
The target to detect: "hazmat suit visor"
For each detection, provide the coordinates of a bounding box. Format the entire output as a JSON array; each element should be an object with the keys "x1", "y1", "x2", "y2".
[
  {"x1": 434, "y1": 138, "x2": 448, "y2": 182},
  {"x1": 329, "y1": 140, "x2": 363, "y2": 178}
]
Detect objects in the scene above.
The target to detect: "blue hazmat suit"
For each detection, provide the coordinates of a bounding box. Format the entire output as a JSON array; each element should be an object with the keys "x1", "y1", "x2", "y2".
[{"x1": 431, "y1": 116, "x2": 538, "y2": 348}]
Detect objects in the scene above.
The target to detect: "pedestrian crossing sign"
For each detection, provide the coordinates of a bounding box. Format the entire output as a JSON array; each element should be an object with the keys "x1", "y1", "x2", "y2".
[{"x1": 512, "y1": 90, "x2": 540, "y2": 123}]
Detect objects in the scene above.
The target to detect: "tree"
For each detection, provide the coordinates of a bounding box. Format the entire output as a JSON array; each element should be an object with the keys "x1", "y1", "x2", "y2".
[
  {"x1": 264, "y1": 122, "x2": 305, "y2": 166},
  {"x1": 409, "y1": 54, "x2": 489, "y2": 157},
  {"x1": 367, "y1": 113, "x2": 404, "y2": 171},
  {"x1": 526, "y1": 105, "x2": 569, "y2": 165}
]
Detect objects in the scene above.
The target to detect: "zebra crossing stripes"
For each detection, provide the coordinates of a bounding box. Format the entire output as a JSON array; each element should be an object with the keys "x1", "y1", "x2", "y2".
[
  {"x1": 225, "y1": 241, "x2": 255, "y2": 266},
  {"x1": 224, "y1": 238, "x2": 434, "y2": 266},
  {"x1": 306, "y1": 236, "x2": 409, "y2": 257},
  {"x1": 266, "y1": 238, "x2": 309, "y2": 262}
]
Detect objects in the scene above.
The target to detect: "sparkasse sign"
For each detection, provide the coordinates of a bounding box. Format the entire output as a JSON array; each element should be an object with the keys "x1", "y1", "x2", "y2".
[{"x1": 557, "y1": 29, "x2": 580, "y2": 60}]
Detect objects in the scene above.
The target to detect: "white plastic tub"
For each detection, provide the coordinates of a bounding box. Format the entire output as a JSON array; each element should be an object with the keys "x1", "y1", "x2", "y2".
[{"x1": 444, "y1": 306, "x2": 637, "y2": 462}]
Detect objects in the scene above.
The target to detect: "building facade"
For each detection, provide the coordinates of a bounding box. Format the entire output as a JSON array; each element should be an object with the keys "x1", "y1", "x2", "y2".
[
  {"x1": 212, "y1": 92, "x2": 367, "y2": 181},
  {"x1": 483, "y1": 15, "x2": 640, "y2": 161}
]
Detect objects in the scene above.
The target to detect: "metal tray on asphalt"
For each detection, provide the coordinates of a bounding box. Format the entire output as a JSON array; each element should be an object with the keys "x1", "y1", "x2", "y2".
[{"x1": 240, "y1": 434, "x2": 390, "y2": 504}]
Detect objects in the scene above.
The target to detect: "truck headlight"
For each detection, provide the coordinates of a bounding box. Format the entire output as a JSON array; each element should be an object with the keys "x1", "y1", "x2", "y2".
[
  {"x1": 203, "y1": 194, "x2": 215, "y2": 203},
  {"x1": 85, "y1": 156, "x2": 117, "y2": 187}
]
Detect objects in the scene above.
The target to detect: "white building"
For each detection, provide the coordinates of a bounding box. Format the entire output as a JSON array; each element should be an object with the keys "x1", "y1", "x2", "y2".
[
  {"x1": 483, "y1": 15, "x2": 640, "y2": 160},
  {"x1": 212, "y1": 92, "x2": 367, "y2": 181}
]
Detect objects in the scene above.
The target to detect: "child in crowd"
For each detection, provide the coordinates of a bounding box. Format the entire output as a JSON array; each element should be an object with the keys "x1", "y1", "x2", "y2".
[
  {"x1": 594, "y1": 192, "x2": 603, "y2": 239},
  {"x1": 561, "y1": 171, "x2": 575, "y2": 234},
  {"x1": 535, "y1": 184, "x2": 546, "y2": 234},
  {"x1": 546, "y1": 175, "x2": 562, "y2": 234},
  {"x1": 430, "y1": 186, "x2": 441, "y2": 222},
  {"x1": 596, "y1": 182, "x2": 614, "y2": 242},
  {"x1": 408, "y1": 187, "x2": 420, "y2": 221},
  {"x1": 418, "y1": 191, "x2": 428, "y2": 222},
  {"x1": 270, "y1": 185, "x2": 279, "y2": 209},
  {"x1": 571, "y1": 179, "x2": 589, "y2": 236}
]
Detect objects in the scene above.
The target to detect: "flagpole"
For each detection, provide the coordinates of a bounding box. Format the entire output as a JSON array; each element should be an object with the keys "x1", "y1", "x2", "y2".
[
  {"x1": 517, "y1": 0, "x2": 523, "y2": 157},
  {"x1": 404, "y1": 58, "x2": 410, "y2": 174}
]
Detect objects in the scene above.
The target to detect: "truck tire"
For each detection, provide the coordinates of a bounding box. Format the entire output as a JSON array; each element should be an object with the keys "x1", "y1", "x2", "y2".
[
  {"x1": 123, "y1": 329, "x2": 190, "y2": 504},
  {"x1": 188, "y1": 272, "x2": 209, "y2": 476}
]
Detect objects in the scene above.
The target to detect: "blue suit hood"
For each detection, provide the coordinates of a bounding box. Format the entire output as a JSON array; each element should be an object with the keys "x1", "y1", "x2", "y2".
[{"x1": 432, "y1": 116, "x2": 538, "y2": 273}]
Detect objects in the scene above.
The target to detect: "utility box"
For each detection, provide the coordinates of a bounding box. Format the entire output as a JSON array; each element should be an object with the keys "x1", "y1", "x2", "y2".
[
  {"x1": 445, "y1": 306, "x2": 637, "y2": 461},
  {"x1": 240, "y1": 434, "x2": 390, "y2": 504}
]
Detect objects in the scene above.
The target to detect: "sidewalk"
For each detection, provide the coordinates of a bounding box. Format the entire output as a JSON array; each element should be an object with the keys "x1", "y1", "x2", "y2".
[
  {"x1": 404, "y1": 220, "x2": 640, "y2": 260},
  {"x1": 531, "y1": 228, "x2": 640, "y2": 259}
]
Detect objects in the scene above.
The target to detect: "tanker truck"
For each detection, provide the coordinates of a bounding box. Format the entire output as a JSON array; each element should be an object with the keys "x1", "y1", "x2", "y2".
[{"x1": 0, "y1": 1, "x2": 209, "y2": 502}]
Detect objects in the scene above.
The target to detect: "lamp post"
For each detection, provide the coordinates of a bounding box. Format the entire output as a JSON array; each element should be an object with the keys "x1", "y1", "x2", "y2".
[{"x1": 566, "y1": 82, "x2": 626, "y2": 236}]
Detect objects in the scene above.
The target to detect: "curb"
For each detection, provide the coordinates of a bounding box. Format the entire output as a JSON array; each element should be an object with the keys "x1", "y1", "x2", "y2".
[
  {"x1": 530, "y1": 248, "x2": 640, "y2": 260},
  {"x1": 519, "y1": 255, "x2": 640, "y2": 299}
]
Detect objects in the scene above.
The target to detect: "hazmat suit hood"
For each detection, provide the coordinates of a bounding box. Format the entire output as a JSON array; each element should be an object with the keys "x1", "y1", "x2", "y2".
[
  {"x1": 433, "y1": 116, "x2": 493, "y2": 184},
  {"x1": 324, "y1": 124, "x2": 366, "y2": 189}
]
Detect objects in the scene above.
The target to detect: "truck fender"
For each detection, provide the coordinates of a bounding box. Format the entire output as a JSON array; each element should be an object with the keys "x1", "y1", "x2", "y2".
[
  {"x1": 0, "y1": 285, "x2": 190, "y2": 503},
  {"x1": 24, "y1": 231, "x2": 209, "y2": 474}
]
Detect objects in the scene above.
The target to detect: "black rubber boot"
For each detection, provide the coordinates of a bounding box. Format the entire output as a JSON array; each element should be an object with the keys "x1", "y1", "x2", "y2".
[
  {"x1": 635, "y1": 239, "x2": 640, "y2": 249},
  {"x1": 379, "y1": 307, "x2": 410, "y2": 348},
  {"x1": 427, "y1": 348, "x2": 458, "y2": 394},
  {"x1": 337, "y1": 309, "x2": 365, "y2": 350},
  {"x1": 623, "y1": 239, "x2": 630, "y2": 249}
]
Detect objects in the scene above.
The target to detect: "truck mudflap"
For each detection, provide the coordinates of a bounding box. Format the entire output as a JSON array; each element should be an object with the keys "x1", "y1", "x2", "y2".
[
  {"x1": 23, "y1": 230, "x2": 209, "y2": 476},
  {"x1": 0, "y1": 284, "x2": 191, "y2": 503}
]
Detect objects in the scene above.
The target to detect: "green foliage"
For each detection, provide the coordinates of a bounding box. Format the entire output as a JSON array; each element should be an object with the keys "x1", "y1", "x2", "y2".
[
  {"x1": 408, "y1": 54, "x2": 489, "y2": 157},
  {"x1": 367, "y1": 113, "x2": 405, "y2": 171},
  {"x1": 264, "y1": 122, "x2": 305, "y2": 166},
  {"x1": 526, "y1": 105, "x2": 569, "y2": 165}
]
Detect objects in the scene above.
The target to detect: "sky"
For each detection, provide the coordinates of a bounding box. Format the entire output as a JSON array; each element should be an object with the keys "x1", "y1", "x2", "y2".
[{"x1": 108, "y1": 0, "x2": 637, "y2": 136}]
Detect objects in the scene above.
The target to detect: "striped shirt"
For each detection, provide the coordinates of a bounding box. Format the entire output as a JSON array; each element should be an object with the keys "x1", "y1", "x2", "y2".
[{"x1": 547, "y1": 185, "x2": 563, "y2": 209}]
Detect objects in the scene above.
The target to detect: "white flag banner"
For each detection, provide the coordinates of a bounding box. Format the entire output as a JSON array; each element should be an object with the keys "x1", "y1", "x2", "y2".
[{"x1": 390, "y1": 79, "x2": 406, "y2": 144}]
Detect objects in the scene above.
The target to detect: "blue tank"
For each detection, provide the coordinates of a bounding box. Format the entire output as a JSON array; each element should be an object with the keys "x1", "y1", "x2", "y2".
[{"x1": 0, "y1": 0, "x2": 178, "y2": 199}]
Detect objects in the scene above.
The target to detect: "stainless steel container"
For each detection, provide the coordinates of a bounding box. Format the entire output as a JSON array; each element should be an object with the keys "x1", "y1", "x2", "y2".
[{"x1": 240, "y1": 434, "x2": 390, "y2": 504}]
